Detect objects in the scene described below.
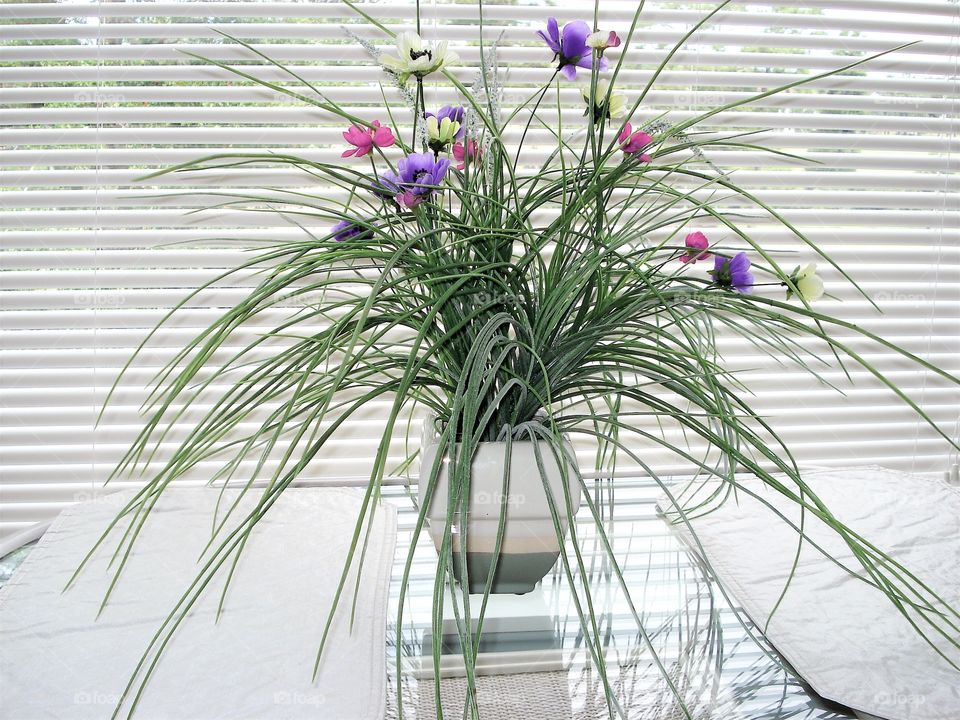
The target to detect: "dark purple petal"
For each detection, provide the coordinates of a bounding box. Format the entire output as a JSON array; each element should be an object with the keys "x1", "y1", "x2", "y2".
[
  {"x1": 732, "y1": 270, "x2": 755, "y2": 293},
  {"x1": 440, "y1": 106, "x2": 465, "y2": 124},
  {"x1": 537, "y1": 18, "x2": 562, "y2": 54},
  {"x1": 728, "y1": 251, "x2": 751, "y2": 274},
  {"x1": 575, "y1": 53, "x2": 607, "y2": 71},
  {"x1": 372, "y1": 170, "x2": 400, "y2": 199},
  {"x1": 398, "y1": 152, "x2": 431, "y2": 178},
  {"x1": 380, "y1": 170, "x2": 401, "y2": 191},
  {"x1": 331, "y1": 220, "x2": 352, "y2": 240},
  {"x1": 331, "y1": 219, "x2": 372, "y2": 242},
  {"x1": 712, "y1": 252, "x2": 754, "y2": 293},
  {"x1": 536, "y1": 30, "x2": 559, "y2": 54},
  {"x1": 432, "y1": 157, "x2": 451, "y2": 182},
  {"x1": 560, "y1": 20, "x2": 591, "y2": 61},
  {"x1": 547, "y1": 17, "x2": 560, "y2": 45},
  {"x1": 431, "y1": 105, "x2": 466, "y2": 139},
  {"x1": 428, "y1": 105, "x2": 465, "y2": 124},
  {"x1": 394, "y1": 152, "x2": 449, "y2": 200},
  {"x1": 560, "y1": 63, "x2": 578, "y2": 81},
  {"x1": 575, "y1": 55, "x2": 593, "y2": 70}
]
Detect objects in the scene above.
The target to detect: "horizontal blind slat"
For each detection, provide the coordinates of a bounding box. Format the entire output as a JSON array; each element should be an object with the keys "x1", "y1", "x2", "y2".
[
  {"x1": 2, "y1": 2, "x2": 957, "y2": 35},
  {"x1": 3, "y1": 67, "x2": 952, "y2": 95}
]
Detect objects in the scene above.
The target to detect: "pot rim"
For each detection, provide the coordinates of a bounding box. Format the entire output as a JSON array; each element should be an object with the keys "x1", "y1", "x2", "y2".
[{"x1": 421, "y1": 413, "x2": 573, "y2": 447}]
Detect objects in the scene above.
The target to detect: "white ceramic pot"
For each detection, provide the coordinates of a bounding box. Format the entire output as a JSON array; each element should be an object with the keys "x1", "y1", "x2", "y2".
[{"x1": 418, "y1": 421, "x2": 582, "y2": 594}]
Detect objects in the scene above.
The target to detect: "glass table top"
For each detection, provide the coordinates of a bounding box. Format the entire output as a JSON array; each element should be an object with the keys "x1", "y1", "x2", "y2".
[
  {"x1": 379, "y1": 478, "x2": 860, "y2": 720},
  {"x1": 0, "y1": 479, "x2": 860, "y2": 720}
]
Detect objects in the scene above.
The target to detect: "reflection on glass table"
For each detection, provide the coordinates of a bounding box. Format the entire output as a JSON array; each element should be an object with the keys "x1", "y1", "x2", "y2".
[
  {"x1": 382, "y1": 478, "x2": 859, "y2": 720},
  {"x1": 0, "y1": 479, "x2": 860, "y2": 720}
]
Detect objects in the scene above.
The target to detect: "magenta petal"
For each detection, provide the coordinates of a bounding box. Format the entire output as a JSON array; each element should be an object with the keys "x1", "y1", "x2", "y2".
[
  {"x1": 630, "y1": 132, "x2": 652, "y2": 153},
  {"x1": 343, "y1": 126, "x2": 367, "y2": 143},
  {"x1": 341, "y1": 148, "x2": 357, "y2": 158},
  {"x1": 372, "y1": 127, "x2": 395, "y2": 146},
  {"x1": 397, "y1": 190, "x2": 422, "y2": 209},
  {"x1": 686, "y1": 231, "x2": 708, "y2": 251}
]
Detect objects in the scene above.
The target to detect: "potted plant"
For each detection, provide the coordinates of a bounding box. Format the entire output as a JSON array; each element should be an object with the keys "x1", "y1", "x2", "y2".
[
  {"x1": 85, "y1": 3, "x2": 959, "y2": 717},
  {"x1": 419, "y1": 413, "x2": 581, "y2": 594}
]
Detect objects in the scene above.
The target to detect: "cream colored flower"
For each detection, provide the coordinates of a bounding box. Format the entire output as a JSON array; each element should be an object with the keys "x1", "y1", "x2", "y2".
[
  {"x1": 380, "y1": 32, "x2": 458, "y2": 83},
  {"x1": 426, "y1": 115, "x2": 461, "y2": 153},
  {"x1": 581, "y1": 78, "x2": 628, "y2": 121},
  {"x1": 788, "y1": 263, "x2": 825, "y2": 302},
  {"x1": 586, "y1": 30, "x2": 621, "y2": 53}
]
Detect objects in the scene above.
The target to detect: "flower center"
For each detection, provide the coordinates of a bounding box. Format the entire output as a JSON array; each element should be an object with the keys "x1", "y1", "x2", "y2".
[
  {"x1": 409, "y1": 49, "x2": 433, "y2": 62},
  {"x1": 714, "y1": 264, "x2": 731, "y2": 286}
]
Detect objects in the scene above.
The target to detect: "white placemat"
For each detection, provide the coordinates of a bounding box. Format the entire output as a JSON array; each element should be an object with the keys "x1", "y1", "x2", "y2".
[
  {"x1": 0, "y1": 488, "x2": 396, "y2": 720},
  {"x1": 658, "y1": 466, "x2": 960, "y2": 720}
]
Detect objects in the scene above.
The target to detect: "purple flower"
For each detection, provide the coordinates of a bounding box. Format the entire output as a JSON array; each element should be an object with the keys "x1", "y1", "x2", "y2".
[
  {"x1": 331, "y1": 219, "x2": 373, "y2": 242},
  {"x1": 371, "y1": 171, "x2": 401, "y2": 200},
  {"x1": 425, "y1": 105, "x2": 466, "y2": 140},
  {"x1": 537, "y1": 18, "x2": 608, "y2": 81},
  {"x1": 711, "y1": 252, "x2": 754, "y2": 294},
  {"x1": 391, "y1": 152, "x2": 450, "y2": 208}
]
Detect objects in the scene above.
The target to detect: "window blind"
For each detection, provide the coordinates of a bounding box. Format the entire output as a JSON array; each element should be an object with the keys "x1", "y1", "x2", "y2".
[{"x1": 2, "y1": 0, "x2": 958, "y2": 540}]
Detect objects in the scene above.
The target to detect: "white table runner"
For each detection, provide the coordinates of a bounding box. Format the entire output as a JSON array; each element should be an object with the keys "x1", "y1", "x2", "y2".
[
  {"x1": 0, "y1": 488, "x2": 396, "y2": 719},
  {"x1": 659, "y1": 466, "x2": 960, "y2": 720}
]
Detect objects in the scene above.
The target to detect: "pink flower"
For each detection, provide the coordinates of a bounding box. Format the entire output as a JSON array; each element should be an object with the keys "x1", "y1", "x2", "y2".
[
  {"x1": 679, "y1": 231, "x2": 711, "y2": 264},
  {"x1": 617, "y1": 122, "x2": 652, "y2": 162},
  {"x1": 452, "y1": 140, "x2": 482, "y2": 170},
  {"x1": 341, "y1": 120, "x2": 396, "y2": 158},
  {"x1": 396, "y1": 190, "x2": 423, "y2": 209}
]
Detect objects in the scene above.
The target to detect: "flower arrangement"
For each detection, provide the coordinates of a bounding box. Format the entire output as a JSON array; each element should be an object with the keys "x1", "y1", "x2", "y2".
[{"x1": 87, "y1": 3, "x2": 959, "y2": 717}]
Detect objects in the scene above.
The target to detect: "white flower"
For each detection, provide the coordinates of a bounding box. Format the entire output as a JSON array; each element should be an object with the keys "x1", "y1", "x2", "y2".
[
  {"x1": 788, "y1": 263, "x2": 825, "y2": 302},
  {"x1": 380, "y1": 32, "x2": 458, "y2": 83},
  {"x1": 581, "y1": 78, "x2": 628, "y2": 120},
  {"x1": 426, "y1": 115, "x2": 461, "y2": 153},
  {"x1": 586, "y1": 30, "x2": 621, "y2": 53}
]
